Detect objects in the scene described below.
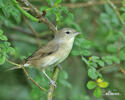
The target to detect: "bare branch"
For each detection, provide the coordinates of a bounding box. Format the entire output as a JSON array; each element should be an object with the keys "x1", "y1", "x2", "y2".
[{"x1": 23, "y1": 16, "x2": 41, "y2": 47}]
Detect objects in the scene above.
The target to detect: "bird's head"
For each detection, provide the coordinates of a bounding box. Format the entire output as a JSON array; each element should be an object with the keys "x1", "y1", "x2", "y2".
[{"x1": 55, "y1": 28, "x2": 80, "y2": 41}]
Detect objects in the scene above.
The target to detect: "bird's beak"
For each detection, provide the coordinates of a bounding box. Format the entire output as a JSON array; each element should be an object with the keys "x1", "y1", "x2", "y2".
[{"x1": 75, "y1": 32, "x2": 81, "y2": 35}]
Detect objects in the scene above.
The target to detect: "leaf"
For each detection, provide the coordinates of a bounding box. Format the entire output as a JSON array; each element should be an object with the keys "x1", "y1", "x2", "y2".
[
  {"x1": 98, "y1": 82, "x2": 109, "y2": 88},
  {"x1": 121, "y1": 13, "x2": 125, "y2": 20},
  {"x1": 0, "y1": 35, "x2": 7, "y2": 41},
  {"x1": 104, "y1": 4, "x2": 113, "y2": 15},
  {"x1": 46, "y1": 0, "x2": 54, "y2": 6},
  {"x1": 55, "y1": 0, "x2": 62, "y2": 5},
  {"x1": 8, "y1": 47, "x2": 15, "y2": 54},
  {"x1": 88, "y1": 67, "x2": 98, "y2": 79},
  {"x1": 120, "y1": 7, "x2": 125, "y2": 11},
  {"x1": 93, "y1": 87, "x2": 102, "y2": 98},
  {"x1": 89, "y1": 62, "x2": 97, "y2": 68},
  {"x1": 40, "y1": 6, "x2": 49, "y2": 11},
  {"x1": 97, "y1": 60, "x2": 104, "y2": 67},
  {"x1": 97, "y1": 78, "x2": 103, "y2": 83},
  {"x1": 87, "y1": 81, "x2": 96, "y2": 89},
  {"x1": 107, "y1": 44, "x2": 117, "y2": 53},
  {"x1": 0, "y1": 29, "x2": 3, "y2": 35},
  {"x1": 0, "y1": 55, "x2": 6, "y2": 65},
  {"x1": 82, "y1": 57, "x2": 89, "y2": 66},
  {"x1": 119, "y1": 49, "x2": 125, "y2": 60},
  {"x1": 102, "y1": 56, "x2": 113, "y2": 65},
  {"x1": 0, "y1": 0, "x2": 4, "y2": 8}
]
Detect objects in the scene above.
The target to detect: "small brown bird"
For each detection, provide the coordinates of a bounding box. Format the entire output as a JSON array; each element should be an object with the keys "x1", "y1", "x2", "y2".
[{"x1": 23, "y1": 28, "x2": 80, "y2": 86}]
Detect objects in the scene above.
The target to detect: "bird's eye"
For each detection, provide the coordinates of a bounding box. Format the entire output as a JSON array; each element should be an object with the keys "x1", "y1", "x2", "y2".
[{"x1": 65, "y1": 31, "x2": 70, "y2": 34}]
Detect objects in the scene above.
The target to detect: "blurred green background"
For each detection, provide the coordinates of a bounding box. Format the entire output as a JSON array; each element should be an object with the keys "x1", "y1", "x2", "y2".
[{"x1": 0, "y1": 0, "x2": 125, "y2": 100}]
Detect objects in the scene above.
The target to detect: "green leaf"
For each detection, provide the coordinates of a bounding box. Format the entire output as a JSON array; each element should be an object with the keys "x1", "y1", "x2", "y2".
[
  {"x1": 119, "y1": 49, "x2": 125, "y2": 60},
  {"x1": 93, "y1": 87, "x2": 102, "y2": 98},
  {"x1": 40, "y1": 6, "x2": 49, "y2": 11},
  {"x1": 88, "y1": 67, "x2": 98, "y2": 79},
  {"x1": 87, "y1": 81, "x2": 97, "y2": 89},
  {"x1": 0, "y1": 55, "x2": 6, "y2": 65},
  {"x1": 0, "y1": 0, "x2": 4, "y2": 8},
  {"x1": 8, "y1": 47, "x2": 15, "y2": 54},
  {"x1": 91, "y1": 56, "x2": 99, "y2": 62},
  {"x1": 97, "y1": 82, "x2": 109, "y2": 88},
  {"x1": 46, "y1": 0, "x2": 54, "y2": 6},
  {"x1": 107, "y1": 44, "x2": 117, "y2": 53},
  {"x1": 82, "y1": 57, "x2": 89, "y2": 66},
  {"x1": 120, "y1": 7, "x2": 125, "y2": 11},
  {"x1": 89, "y1": 62, "x2": 97, "y2": 68},
  {"x1": 0, "y1": 35, "x2": 7, "y2": 41},
  {"x1": 102, "y1": 56, "x2": 113, "y2": 65},
  {"x1": 55, "y1": 0, "x2": 62, "y2": 5},
  {"x1": 121, "y1": 13, "x2": 125, "y2": 20},
  {"x1": 97, "y1": 60, "x2": 104, "y2": 67},
  {"x1": 0, "y1": 29, "x2": 3, "y2": 35},
  {"x1": 104, "y1": 4, "x2": 113, "y2": 14}
]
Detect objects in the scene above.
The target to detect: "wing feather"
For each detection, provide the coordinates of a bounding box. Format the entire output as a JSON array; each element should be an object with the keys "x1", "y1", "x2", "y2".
[{"x1": 26, "y1": 41, "x2": 59, "y2": 61}]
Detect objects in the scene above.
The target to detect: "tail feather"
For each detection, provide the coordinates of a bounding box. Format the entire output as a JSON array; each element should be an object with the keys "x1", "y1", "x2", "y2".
[
  {"x1": 6, "y1": 66, "x2": 22, "y2": 71},
  {"x1": 6, "y1": 63, "x2": 30, "y2": 71}
]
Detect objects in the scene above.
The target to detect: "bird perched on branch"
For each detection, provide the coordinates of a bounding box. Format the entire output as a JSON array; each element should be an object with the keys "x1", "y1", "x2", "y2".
[{"x1": 18, "y1": 28, "x2": 80, "y2": 86}]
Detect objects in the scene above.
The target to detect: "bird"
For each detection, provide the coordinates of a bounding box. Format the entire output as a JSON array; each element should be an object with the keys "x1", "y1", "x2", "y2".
[{"x1": 21, "y1": 28, "x2": 80, "y2": 86}]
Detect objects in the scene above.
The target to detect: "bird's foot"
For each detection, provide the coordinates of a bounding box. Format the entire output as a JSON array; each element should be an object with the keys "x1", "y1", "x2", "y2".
[{"x1": 49, "y1": 80, "x2": 56, "y2": 87}]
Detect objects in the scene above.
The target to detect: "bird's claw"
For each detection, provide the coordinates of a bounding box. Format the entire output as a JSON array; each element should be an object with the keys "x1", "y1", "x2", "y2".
[{"x1": 50, "y1": 80, "x2": 56, "y2": 87}]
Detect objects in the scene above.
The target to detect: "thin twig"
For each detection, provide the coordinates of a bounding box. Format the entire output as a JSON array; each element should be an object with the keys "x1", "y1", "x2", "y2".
[
  {"x1": 62, "y1": 0, "x2": 122, "y2": 8},
  {"x1": 23, "y1": 16, "x2": 41, "y2": 47},
  {"x1": 98, "y1": 64, "x2": 116, "y2": 72},
  {"x1": 47, "y1": 66, "x2": 60, "y2": 100},
  {"x1": 22, "y1": 66, "x2": 48, "y2": 92},
  {"x1": 6, "y1": 59, "x2": 48, "y2": 92},
  {"x1": 12, "y1": 0, "x2": 39, "y2": 22},
  {"x1": 20, "y1": 0, "x2": 57, "y2": 33}
]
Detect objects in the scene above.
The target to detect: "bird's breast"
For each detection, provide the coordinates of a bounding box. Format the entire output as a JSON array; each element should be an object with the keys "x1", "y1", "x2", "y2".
[{"x1": 55, "y1": 37, "x2": 75, "y2": 63}]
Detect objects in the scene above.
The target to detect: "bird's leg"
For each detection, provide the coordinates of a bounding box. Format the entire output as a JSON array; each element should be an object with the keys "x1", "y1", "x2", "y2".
[{"x1": 41, "y1": 68, "x2": 56, "y2": 87}]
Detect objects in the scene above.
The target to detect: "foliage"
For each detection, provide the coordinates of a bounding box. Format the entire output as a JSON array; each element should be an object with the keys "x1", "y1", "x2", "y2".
[
  {"x1": 0, "y1": 29, "x2": 15, "y2": 65},
  {"x1": 0, "y1": 0, "x2": 125, "y2": 100}
]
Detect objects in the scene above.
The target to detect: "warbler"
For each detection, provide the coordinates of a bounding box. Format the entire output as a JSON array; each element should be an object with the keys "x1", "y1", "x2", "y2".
[{"x1": 24, "y1": 28, "x2": 80, "y2": 86}]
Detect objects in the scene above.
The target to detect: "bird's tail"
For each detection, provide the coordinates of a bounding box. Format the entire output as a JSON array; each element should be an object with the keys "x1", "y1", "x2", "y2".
[
  {"x1": 6, "y1": 63, "x2": 30, "y2": 71},
  {"x1": 7, "y1": 66, "x2": 22, "y2": 71}
]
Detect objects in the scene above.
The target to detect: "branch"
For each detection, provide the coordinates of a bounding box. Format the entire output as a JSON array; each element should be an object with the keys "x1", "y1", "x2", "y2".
[
  {"x1": 62, "y1": 0, "x2": 122, "y2": 8},
  {"x1": 8, "y1": 26, "x2": 52, "y2": 38},
  {"x1": 6, "y1": 59, "x2": 48, "y2": 92},
  {"x1": 12, "y1": 0, "x2": 56, "y2": 33},
  {"x1": 12, "y1": 0, "x2": 39, "y2": 22},
  {"x1": 23, "y1": 16, "x2": 41, "y2": 47},
  {"x1": 47, "y1": 66, "x2": 60, "y2": 100}
]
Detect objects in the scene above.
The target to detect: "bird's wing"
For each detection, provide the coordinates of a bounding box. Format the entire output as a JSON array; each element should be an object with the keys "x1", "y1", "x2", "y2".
[{"x1": 26, "y1": 41, "x2": 59, "y2": 61}]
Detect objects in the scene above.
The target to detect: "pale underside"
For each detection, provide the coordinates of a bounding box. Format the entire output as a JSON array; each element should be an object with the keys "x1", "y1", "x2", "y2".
[{"x1": 25, "y1": 37, "x2": 75, "y2": 69}]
